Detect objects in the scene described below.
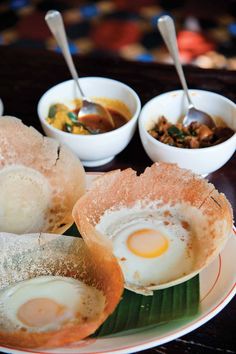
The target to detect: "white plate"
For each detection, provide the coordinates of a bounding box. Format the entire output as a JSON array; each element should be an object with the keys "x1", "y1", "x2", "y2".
[
  {"x1": 0, "y1": 98, "x2": 4, "y2": 116},
  {"x1": 0, "y1": 173, "x2": 235, "y2": 354}
]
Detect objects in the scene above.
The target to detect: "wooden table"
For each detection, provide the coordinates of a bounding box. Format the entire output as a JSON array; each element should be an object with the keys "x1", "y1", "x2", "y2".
[{"x1": 0, "y1": 47, "x2": 235, "y2": 354}]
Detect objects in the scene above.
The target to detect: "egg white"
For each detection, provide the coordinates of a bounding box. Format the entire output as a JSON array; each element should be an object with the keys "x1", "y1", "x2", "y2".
[
  {"x1": 0, "y1": 276, "x2": 105, "y2": 332},
  {"x1": 96, "y1": 202, "x2": 195, "y2": 289},
  {"x1": 0, "y1": 165, "x2": 51, "y2": 234}
]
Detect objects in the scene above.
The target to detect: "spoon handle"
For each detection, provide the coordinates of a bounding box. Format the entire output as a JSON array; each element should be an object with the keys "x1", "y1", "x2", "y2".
[
  {"x1": 45, "y1": 10, "x2": 85, "y2": 98},
  {"x1": 157, "y1": 15, "x2": 193, "y2": 106}
]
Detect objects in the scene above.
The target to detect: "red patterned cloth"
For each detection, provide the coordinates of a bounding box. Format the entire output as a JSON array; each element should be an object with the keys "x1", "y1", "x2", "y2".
[{"x1": 0, "y1": 0, "x2": 235, "y2": 69}]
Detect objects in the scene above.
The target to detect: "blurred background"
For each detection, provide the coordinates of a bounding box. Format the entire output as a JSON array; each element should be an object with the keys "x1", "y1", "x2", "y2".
[{"x1": 0, "y1": 0, "x2": 236, "y2": 69}]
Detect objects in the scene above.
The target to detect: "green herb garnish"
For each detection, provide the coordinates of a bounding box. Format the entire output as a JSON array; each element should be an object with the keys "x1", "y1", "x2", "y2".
[
  {"x1": 67, "y1": 112, "x2": 78, "y2": 123},
  {"x1": 65, "y1": 123, "x2": 72, "y2": 133},
  {"x1": 191, "y1": 131, "x2": 197, "y2": 136},
  {"x1": 168, "y1": 126, "x2": 185, "y2": 140},
  {"x1": 67, "y1": 112, "x2": 101, "y2": 134},
  {"x1": 48, "y1": 105, "x2": 57, "y2": 118}
]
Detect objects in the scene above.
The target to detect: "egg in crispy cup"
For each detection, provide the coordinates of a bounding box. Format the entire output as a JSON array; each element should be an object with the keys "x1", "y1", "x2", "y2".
[
  {"x1": 73, "y1": 163, "x2": 233, "y2": 295},
  {"x1": 0, "y1": 231, "x2": 124, "y2": 349},
  {"x1": 0, "y1": 116, "x2": 86, "y2": 234}
]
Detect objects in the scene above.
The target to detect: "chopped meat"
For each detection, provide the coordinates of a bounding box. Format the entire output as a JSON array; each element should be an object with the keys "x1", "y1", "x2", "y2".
[{"x1": 148, "y1": 116, "x2": 234, "y2": 149}]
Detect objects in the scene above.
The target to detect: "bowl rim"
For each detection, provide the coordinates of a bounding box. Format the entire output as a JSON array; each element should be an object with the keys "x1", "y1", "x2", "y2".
[
  {"x1": 37, "y1": 77, "x2": 141, "y2": 139},
  {"x1": 139, "y1": 89, "x2": 236, "y2": 153},
  {"x1": 0, "y1": 98, "x2": 4, "y2": 116}
]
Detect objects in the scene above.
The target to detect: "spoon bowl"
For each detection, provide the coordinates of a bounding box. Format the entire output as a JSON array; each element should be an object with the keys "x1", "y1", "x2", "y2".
[
  {"x1": 157, "y1": 15, "x2": 216, "y2": 129},
  {"x1": 45, "y1": 10, "x2": 114, "y2": 132},
  {"x1": 183, "y1": 105, "x2": 216, "y2": 129},
  {"x1": 78, "y1": 98, "x2": 115, "y2": 132}
]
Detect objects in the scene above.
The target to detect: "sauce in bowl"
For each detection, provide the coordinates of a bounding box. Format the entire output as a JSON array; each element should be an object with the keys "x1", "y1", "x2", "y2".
[{"x1": 46, "y1": 98, "x2": 131, "y2": 135}]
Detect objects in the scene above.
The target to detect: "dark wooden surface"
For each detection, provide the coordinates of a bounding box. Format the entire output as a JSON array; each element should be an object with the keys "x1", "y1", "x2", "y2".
[{"x1": 0, "y1": 47, "x2": 235, "y2": 354}]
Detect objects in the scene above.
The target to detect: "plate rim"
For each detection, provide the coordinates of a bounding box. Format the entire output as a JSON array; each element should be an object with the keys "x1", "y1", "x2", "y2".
[
  {"x1": 0, "y1": 175, "x2": 235, "y2": 354},
  {"x1": 1, "y1": 243, "x2": 235, "y2": 354}
]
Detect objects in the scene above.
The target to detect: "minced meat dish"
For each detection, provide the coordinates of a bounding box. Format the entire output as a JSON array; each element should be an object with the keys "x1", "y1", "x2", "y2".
[{"x1": 148, "y1": 116, "x2": 234, "y2": 149}]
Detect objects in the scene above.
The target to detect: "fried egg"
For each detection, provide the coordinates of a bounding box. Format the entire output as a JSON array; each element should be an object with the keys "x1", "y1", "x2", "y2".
[
  {"x1": 0, "y1": 276, "x2": 105, "y2": 332},
  {"x1": 0, "y1": 116, "x2": 86, "y2": 235},
  {"x1": 96, "y1": 202, "x2": 195, "y2": 293},
  {"x1": 0, "y1": 165, "x2": 51, "y2": 234}
]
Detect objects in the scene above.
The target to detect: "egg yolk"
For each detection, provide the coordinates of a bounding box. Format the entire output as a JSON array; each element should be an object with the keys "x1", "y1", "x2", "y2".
[
  {"x1": 17, "y1": 297, "x2": 66, "y2": 327},
  {"x1": 127, "y1": 228, "x2": 169, "y2": 258}
]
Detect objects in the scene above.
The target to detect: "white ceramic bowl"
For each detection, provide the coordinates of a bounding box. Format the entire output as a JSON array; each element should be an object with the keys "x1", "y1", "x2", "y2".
[
  {"x1": 139, "y1": 90, "x2": 236, "y2": 175},
  {"x1": 37, "y1": 77, "x2": 141, "y2": 167},
  {"x1": 0, "y1": 98, "x2": 4, "y2": 116}
]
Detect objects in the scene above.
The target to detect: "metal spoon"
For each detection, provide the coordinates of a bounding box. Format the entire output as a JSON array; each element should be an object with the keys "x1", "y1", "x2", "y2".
[
  {"x1": 45, "y1": 10, "x2": 114, "y2": 132},
  {"x1": 157, "y1": 15, "x2": 215, "y2": 128}
]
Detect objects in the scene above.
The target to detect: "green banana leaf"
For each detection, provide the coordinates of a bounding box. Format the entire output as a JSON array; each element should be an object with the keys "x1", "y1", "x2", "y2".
[{"x1": 95, "y1": 276, "x2": 199, "y2": 337}]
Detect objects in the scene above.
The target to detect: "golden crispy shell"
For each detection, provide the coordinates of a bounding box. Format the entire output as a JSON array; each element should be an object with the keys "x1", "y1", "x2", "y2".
[
  {"x1": 0, "y1": 231, "x2": 124, "y2": 348},
  {"x1": 0, "y1": 116, "x2": 86, "y2": 234},
  {"x1": 73, "y1": 163, "x2": 233, "y2": 291}
]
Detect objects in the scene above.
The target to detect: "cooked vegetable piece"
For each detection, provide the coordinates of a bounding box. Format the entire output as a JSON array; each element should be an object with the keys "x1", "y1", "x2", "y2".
[
  {"x1": 167, "y1": 126, "x2": 185, "y2": 140},
  {"x1": 67, "y1": 112, "x2": 78, "y2": 123},
  {"x1": 65, "y1": 123, "x2": 72, "y2": 133},
  {"x1": 48, "y1": 105, "x2": 57, "y2": 118}
]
